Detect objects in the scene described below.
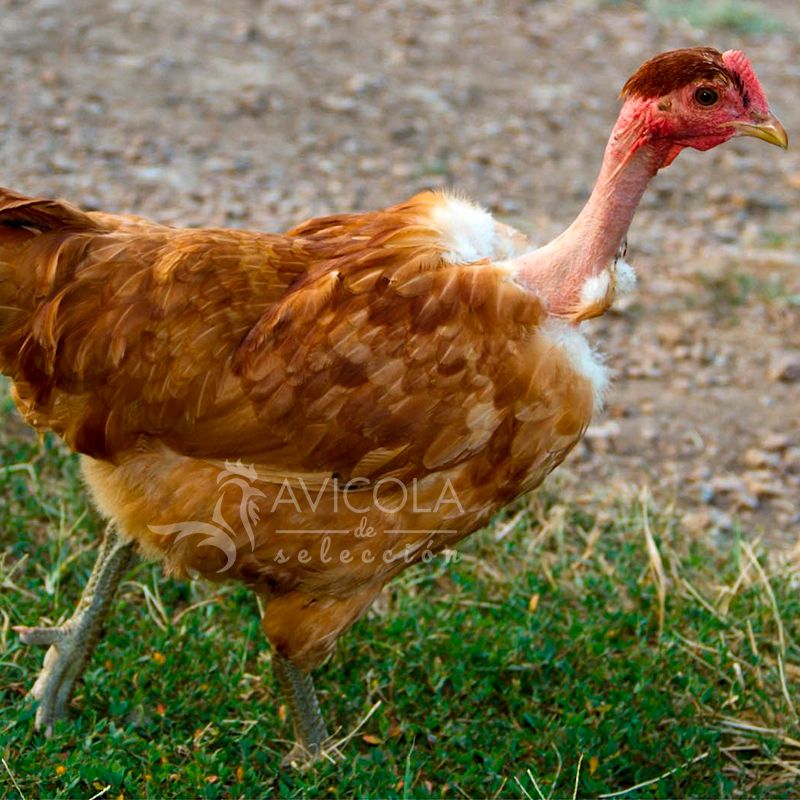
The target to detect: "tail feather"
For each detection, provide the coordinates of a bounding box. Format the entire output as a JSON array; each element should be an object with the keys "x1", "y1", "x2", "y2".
[
  {"x1": 0, "y1": 188, "x2": 99, "y2": 373},
  {"x1": 0, "y1": 187, "x2": 94, "y2": 233}
]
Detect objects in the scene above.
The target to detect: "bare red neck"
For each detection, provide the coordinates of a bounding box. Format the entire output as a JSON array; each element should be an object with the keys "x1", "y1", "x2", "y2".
[{"x1": 511, "y1": 103, "x2": 676, "y2": 319}]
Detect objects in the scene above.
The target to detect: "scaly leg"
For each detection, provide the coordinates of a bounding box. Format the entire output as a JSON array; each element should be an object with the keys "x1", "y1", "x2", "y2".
[
  {"x1": 14, "y1": 524, "x2": 135, "y2": 735},
  {"x1": 272, "y1": 651, "x2": 330, "y2": 767}
]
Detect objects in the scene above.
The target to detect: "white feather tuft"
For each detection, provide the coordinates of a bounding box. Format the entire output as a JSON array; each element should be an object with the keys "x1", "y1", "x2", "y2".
[
  {"x1": 539, "y1": 319, "x2": 610, "y2": 411},
  {"x1": 430, "y1": 194, "x2": 500, "y2": 264},
  {"x1": 615, "y1": 259, "x2": 637, "y2": 295},
  {"x1": 579, "y1": 270, "x2": 611, "y2": 307}
]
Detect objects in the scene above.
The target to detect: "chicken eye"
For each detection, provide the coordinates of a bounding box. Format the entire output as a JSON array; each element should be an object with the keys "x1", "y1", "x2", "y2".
[{"x1": 694, "y1": 86, "x2": 719, "y2": 107}]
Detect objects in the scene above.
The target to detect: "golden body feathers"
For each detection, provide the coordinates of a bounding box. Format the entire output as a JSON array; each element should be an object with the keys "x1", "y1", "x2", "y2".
[{"x1": 0, "y1": 188, "x2": 598, "y2": 668}]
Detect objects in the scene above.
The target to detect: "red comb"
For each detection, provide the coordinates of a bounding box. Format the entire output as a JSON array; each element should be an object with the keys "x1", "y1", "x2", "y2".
[{"x1": 722, "y1": 50, "x2": 769, "y2": 110}]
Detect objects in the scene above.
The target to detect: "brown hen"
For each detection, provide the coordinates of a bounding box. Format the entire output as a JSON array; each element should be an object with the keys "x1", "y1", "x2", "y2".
[{"x1": 2, "y1": 47, "x2": 786, "y2": 764}]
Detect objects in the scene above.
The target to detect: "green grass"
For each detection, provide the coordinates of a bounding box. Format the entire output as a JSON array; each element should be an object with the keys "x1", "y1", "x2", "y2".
[
  {"x1": 695, "y1": 268, "x2": 796, "y2": 316},
  {"x1": 1, "y1": 381, "x2": 800, "y2": 798},
  {"x1": 646, "y1": 0, "x2": 782, "y2": 35}
]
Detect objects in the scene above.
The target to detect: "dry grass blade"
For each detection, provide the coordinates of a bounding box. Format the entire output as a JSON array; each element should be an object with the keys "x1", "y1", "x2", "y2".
[
  {"x1": 0, "y1": 553, "x2": 38, "y2": 602},
  {"x1": 514, "y1": 775, "x2": 536, "y2": 800},
  {"x1": 681, "y1": 577, "x2": 727, "y2": 623},
  {"x1": 0, "y1": 607, "x2": 9, "y2": 651},
  {"x1": 640, "y1": 487, "x2": 666, "y2": 640},
  {"x1": 717, "y1": 716, "x2": 800, "y2": 749},
  {"x1": 768, "y1": 756, "x2": 800, "y2": 778},
  {"x1": 454, "y1": 552, "x2": 507, "y2": 582},
  {"x1": 525, "y1": 768, "x2": 546, "y2": 800},
  {"x1": 547, "y1": 744, "x2": 562, "y2": 800},
  {"x1": 327, "y1": 699, "x2": 382, "y2": 757},
  {"x1": 0, "y1": 462, "x2": 39, "y2": 485},
  {"x1": 572, "y1": 753, "x2": 583, "y2": 800},
  {"x1": 717, "y1": 553, "x2": 755, "y2": 617},
  {"x1": 121, "y1": 579, "x2": 168, "y2": 632},
  {"x1": 739, "y1": 540, "x2": 797, "y2": 720},
  {"x1": 564, "y1": 525, "x2": 604, "y2": 578},
  {"x1": 493, "y1": 509, "x2": 526, "y2": 542},
  {"x1": 491, "y1": 777, "x2": 509, "y2": 799},
  {"x1": 741, "y1": 540, "x2": 786, "y2": 652},
  {"x1": 526, "y1": 504, "x2": 567, "y2": 556},
  {"x1": 776, "y1": 655, "x2": 797, "y2": 723},
  {"x1": 676, "y1": 642, "x2": 735, "y2": 686},
  {"x1": 716, "y1": 719, "x2": 800, "y2": 789},
  {"x1": 171, "y1": 595, "x2": 220, "y2": 625},
  {"x1": 1, "y1": 757, "x2": 25, "y2": 800},
  {"x1": 597, "y1": 751, "x2": 710, "y2": 798}
]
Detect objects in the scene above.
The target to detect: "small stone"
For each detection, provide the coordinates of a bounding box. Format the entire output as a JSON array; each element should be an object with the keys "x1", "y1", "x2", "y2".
[
  {"x1": 133, "y1": 166, "x2": 165, "y2": 183},
  {"x1": 711, "y1": 475, "x2": 746, "y2": 494},
  {"x1": 609, "y1": 404, "x2": 625, "y2": 420},
  {"x1": 346, "y1": 73, "x2": 384, "y2": 94},
  {"x1": 40, "y1": 68, "x2": 62, "y2": 86},
  {"x1": 318, "y1": 95, "x2": 357, "y2": 113},
  {"x1": 783, "y1": 448, "x2": 800, "y2": 475},
  {"x1": 736, "y1": 492, "x2": 760, "y2": 510},
  {"x1": 231, "y1": 21, "x2": 262, "y2": 43},
  {"x1": 682, "y1": 510, "x2": 710, "y2": 534},
  {"x1": 742, "y1": 448, "x2": 781, "y2": 469},
  {"x1": 708, "y1": 509, "x2": 734, "y2": 531},
  {"x1": 762, "y1": 433, "x2": 791, "y2": 452},
  {"x1": 225, "y1": 202, "x2": 248, "y2": 220},
  {"x1": 585, "y1": 421, "x2": 621, "y2": 440},
  {"x1": 706, "y1": 474, "x2": 758, "y2": 510},
  {"x1": 656, "y1": 322, "x2": 684, "y2": 347},
  {"x1": 47, "y1": 154, "x2": 76, "y2": 174},
  {"x1": 744, "y1": 473, "x2": 785, "y2": 499},
  {"x1": 768, "y1": 351, "x2": 800, "y2": 384},
  {"x1": 640, "y1": 423, "x2": 658, "y2": 441}
]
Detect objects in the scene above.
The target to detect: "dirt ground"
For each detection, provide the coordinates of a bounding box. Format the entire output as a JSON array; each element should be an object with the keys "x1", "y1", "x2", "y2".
[{"x1": 1, "y1": 0, "x2": 798, "y2": 543}]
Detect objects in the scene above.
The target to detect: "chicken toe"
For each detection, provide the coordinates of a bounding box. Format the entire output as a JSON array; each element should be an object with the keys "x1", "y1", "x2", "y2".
[{"x1": 15, "y1": 525, "x2": 134, "y2": 735}]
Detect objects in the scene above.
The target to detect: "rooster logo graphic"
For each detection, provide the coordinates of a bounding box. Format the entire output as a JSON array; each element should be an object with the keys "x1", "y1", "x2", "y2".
[{"x1": 149, "y1": 460, "x2": 265, "y2": 572}]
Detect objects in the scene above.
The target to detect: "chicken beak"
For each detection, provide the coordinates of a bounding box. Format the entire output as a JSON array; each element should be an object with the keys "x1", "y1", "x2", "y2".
[{"x1": 732, "y1": 112, "x2": 788, "y2": 149}]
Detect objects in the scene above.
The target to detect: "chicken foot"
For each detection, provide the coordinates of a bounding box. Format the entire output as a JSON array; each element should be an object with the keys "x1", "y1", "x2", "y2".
[
  {"x1": 273, "y1": 652, "x2": 330, "y2": 767},
  {"x1": 15, "y1": 524, "x2": 135, "y2": 735}
]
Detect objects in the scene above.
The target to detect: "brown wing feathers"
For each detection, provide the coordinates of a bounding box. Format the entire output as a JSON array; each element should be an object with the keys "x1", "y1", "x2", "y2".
[
  {"x1": 0, "y1": 188, "x2": 311, "y2": 457},
  {"x1": 0, "y1": 187, "x2": 573, "y2": 488}
]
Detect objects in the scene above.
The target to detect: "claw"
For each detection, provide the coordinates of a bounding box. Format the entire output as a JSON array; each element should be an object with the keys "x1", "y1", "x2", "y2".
[
  {"x1": 280, "y1": 739, "x2": 342, "y2": 770},
  {"x1": 281, "y1": 742, "x2": 317, "y2": 770},
  {"x1": 16, "y1": 622, "x2": 90, "y2": 734},
  {"x1": 16, "y1": 526, "x2": 135, "y2": 735},
  {"x1": 14, "y1": 624, "x2": 69, "y2": 647}
]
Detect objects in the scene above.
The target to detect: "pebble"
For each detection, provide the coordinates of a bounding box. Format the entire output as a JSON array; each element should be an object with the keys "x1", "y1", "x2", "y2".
[
  {"x1": 656, "y1": 322, "x2": 685, "y2": 347},
  {"x1": 769, "y1": 352, "x2": 800, "y2": 383},
  {"x1": 585, "y1": 421, "x2": 621, "y2": 440},
  {"x1": 743, "y1": 448, "x2": 782, "y2": 469},
  {"x1": 784, "y1": 448, "x2": 800, "y2": 475},
  {"x1": 761, "y1": 433, "x2": 792, "y2": 452}
]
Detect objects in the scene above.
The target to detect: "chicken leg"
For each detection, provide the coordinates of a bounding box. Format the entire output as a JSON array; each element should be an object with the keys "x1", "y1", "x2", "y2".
[
  {"x1": 15, "y1": 524, "x2": 135, "y2": 735},
  {"x1": 273, "y1": 652, "x2": 330, "y2": 767}
]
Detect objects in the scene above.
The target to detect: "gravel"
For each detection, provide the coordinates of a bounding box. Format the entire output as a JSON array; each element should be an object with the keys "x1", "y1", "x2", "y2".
[{"x1": 1, "y1": 0, "x2": 798, "y2": 542}]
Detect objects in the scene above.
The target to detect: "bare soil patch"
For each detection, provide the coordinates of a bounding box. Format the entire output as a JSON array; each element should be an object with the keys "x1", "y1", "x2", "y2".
[{"x1": 1, "y1": 0, "x2": 798, "y2": 542}]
